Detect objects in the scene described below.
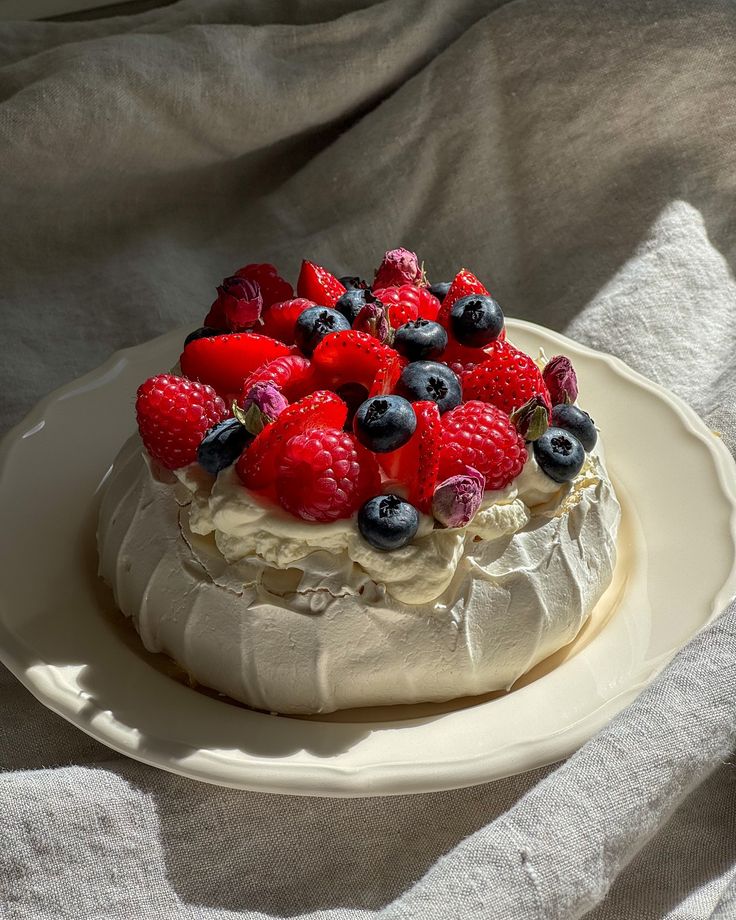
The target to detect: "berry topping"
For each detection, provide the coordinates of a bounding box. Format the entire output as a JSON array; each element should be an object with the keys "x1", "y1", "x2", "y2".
[
  {"x1": 184, "y1": 326, "x2": 224, "y2": 347},
  {"x1": 550, "y1": 404, "x2": 597, "y2": 452},
  {"x1": 449, "y1": 294, "x2": 504, "y2": 348},
  {"x1": 180, "y1": 333, "x2": 292, "y2": 398},
  {"x1": 393, "y1": 319, "x2": 448, "y2": 361},
  {"x1": 439, "y1": 401, "x2": 527, "y2": 491},
  {"x1": 236, "y1": 391, "x2": 347, "y2": 490},
  {"x1": 358, "y1": 494, "x2": 420, "y2": 550},
  {"x1": 294, "y1": 306, "x2": 351, "y2": 357},
  {"x1": 437, "y1": 268, "x2": 489, "y2": 328},
  {"x1": 380, "y1": 400, "x2": 441, "y2": 512},
  {"x1": 543, "y1": 355, "x2": 579, "y2": 406},
  {"x1": 260, "y1": 298, "x2": 316, "y2": 345},
  {"x1": 428, "y1": 281, "x2": 451, "y2": 302},
  {"x1": 534, "y1": 427, "x2": 585, "y2": 482},
  {"x1": 241, "y1": 354, "x2": 315, "y2": 402},
  {"x1": 353, "y1": 395, "x2": 417, "y2": 453},
  {"x1": 397, "y1": 360, "x2": 462, "y2": 414},
  {"x1": 297, "y1": 260, "x2": 346, "y2": 307},
  {"x1": 369, "y1": 352, "x2": 405, "y2": 397},
  {"x1": 373, "y1": 248, "x2": 422, "y2": 289},
  {"x1": 136, "y1": 374, "x2": 227, "y2": 470},
  {"x1": 335, "y1": 288, "x2": 374, "y2": 325},
  {"x1": 276, "y1": 428, "x2": 380, "y2": 522},
  {"x1": 311, "y1": 330, "x2": 400, "y2": 391},
  {"x1": 373, "y1": 284, "x2": 441, "y2": 327},
  {"x1": 338, "y1": 275, "x2": 368, "y2": 291},
  {"x1": 234, "y1": 263, "x2": 294, "y2": 308},
  {"x1": 462, "y1": 339, "x2": 551, "y2": 416},
  {"x1": 197, "y1": 418, "x2": 253, "y2": 476}
]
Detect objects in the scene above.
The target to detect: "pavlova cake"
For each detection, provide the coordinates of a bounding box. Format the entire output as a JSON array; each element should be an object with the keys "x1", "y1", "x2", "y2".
[{"x1": 98, "y1": 248, "x2": 620, "y2": 714}]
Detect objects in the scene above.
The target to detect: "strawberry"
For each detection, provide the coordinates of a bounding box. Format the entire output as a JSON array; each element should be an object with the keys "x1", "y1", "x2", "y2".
[
  {"x1": 462, "y1": 339, "x2": 551, "y2": 416},
  {"x1": 373, "y1": 284, "x2": 441, "y2": 327},
  {"x1": 369, "y1": 352, "x2": 405, "y2": 397},
  {"x1": 240, "y1": 354, "x2": 316, "y2": 403},
  {"x1": 180, "y1": 333, "x2": 292, "y2": 398},
  {"x1": 136, "y1": 374, "x2": 227, "y2": 470},
  {"x1": 439, "y1": 331, "x2": 505, "y2": 377},
  {"x1": 234, "y1": 263, "x2": 293, "y2": 307},
  {"x1": 439, "y1": 401, "x2": 527, "y2": 490},
  {"x1": 236, "y1": 390, "x2": 347, "y2": 490},
  {"x1": 311, "y1": 330, "x2": 400, "y2": 390},
  {"x1": 296, "y1": 260, "x2": 346, "y2": 307},
  {"x1": 380, "y1": 400, "x2": 441, "y2": 512},
  {"x1": 260, "y1": 298, "x2": 316, "y2": 345},
  {"x1": 437, "y1": 269, "x2": 489, "y2": 329}
]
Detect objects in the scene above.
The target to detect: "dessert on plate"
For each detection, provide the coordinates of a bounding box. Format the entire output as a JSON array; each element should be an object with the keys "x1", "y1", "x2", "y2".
[{"x1": 98, "y1": 249, "x2": 620, "y2": 714}]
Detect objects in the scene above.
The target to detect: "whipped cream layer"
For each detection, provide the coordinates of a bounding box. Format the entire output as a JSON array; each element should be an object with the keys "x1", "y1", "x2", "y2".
[{"x1": 98, "y1": 435, "x2": 620, "y2": 714}]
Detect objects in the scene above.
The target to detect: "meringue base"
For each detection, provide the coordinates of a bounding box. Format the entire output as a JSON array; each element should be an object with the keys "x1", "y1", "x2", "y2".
[{"x1": 97, "y1": 435, "x2": 620, "y2": 715}]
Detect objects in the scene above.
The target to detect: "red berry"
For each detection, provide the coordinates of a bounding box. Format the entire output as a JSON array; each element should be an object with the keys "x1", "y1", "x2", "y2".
[
  {"x1": 297, "y1": 260, "x2": 346, "y2": 307},
  {"x1": 439, "y1": 330, "x2": 506, "y2": 376},
  {"x1": 136, "y1": 374, "x2": 227, "y2": 470},
  {"x1": 373, "y1": 284, "x2": 440, "y2": 327},
  {"x1": 369, "y1": 352, "x2": 405, "y2": 397},
  {"x1": 462, "y1": 339, "x2": 551, "y2": 416},
  {"x1": 437, "y1": 269, "x2": 489, "y2": 329},
  {"x1": 380, "y1": 400, "x2": 441, "y2": 513},
  {"x1": 312, "y1": 330, "x2": 400, "y2": 390},
  {"x1": 240, "y1": 354, "x2": 316, "y2": 403},
  {"x1": 236, "y1": 390, "x2": 347, "y2": 490},
  {"x1": 234, "y1": 263, "x2": 294, "y2": 308},
  {"x1": 439, "y1": 401, "x2": 527, "y2": 490},
  {"x1": 180, "y1": 333, "x2": 292, "y2": 398},
  {"x1": 260, "y1": 298, "x2": 316, "y2": 345},
  {"x1": 276, "y1": 428, "x2": 380, "y2": 522}
]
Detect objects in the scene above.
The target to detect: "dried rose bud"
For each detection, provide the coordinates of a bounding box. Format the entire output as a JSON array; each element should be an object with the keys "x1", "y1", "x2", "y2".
[
  {"x1": 353, "y1": 300, "x2": 392, "y2": 344},
  {"x1": 543, "y1": 355, "x2": 578, "y2": 406},
  {"x1": 373, "y1": 247, "x2": 422, "y2": 288},
  {"x1": 236, "y1": 382, "x2": 287, "y2": 435},
  {"x1": 215, "y1": 276, "x2": 263, "y2": 332},
  {"x1": 510, "y1": 395, "x2": 550, "y2": 442},
  {"x1": 432, "y1": 467, "x2": 486, "y2": 529}
]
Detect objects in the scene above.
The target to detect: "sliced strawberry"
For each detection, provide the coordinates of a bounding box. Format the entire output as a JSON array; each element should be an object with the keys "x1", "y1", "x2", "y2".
[
  {"x1": 240, "y1": 355, "x2": 316, "y2": 403},
  {"x1": 380, "y1": 400, "x2": 441, "y2": 512},
  {"x1": 236, "y1": 391, "x2": 347, "y2": 490},
  {"x1": 369, "y1": 352, "x2": 405, "y2": 397},
  {"x1": 180, "y1": 333, "x2": 292, "y2": 397},
  {"x1": 260, "y1": 298, "x2": 316, "y2": 345},
  {"x1": 437, "y1": 269, "x2": 489, "y2": 329},
  {"x1": 234, "y1": 263, "x2": 294, "y2": 307},
  {"x1": 296, "y1": 260, "x2": 346, "y2": 307},
  {"x1": 312, "y1": 330, "x2": 400, "y2": 390}
]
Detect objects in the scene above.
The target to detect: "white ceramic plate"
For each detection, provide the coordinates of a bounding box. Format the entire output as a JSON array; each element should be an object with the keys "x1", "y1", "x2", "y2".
[{"x1": 1, "y1": 321, "x2": 735, "y2": 796}]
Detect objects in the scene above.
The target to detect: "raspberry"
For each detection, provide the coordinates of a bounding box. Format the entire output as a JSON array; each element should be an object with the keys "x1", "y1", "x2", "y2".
[
  {"x1": 380, "y1": 400, "x2": 441, "y2": 512},
  {"x1": 311, "y1": 330, "x2": 400, "y2": 390},
  {"x1": 234, "y1": 263, "x2": 294, "y2": 308},
  {"x1": 260, "y1": 298, "x2": 316, "y2": 345},
  {"x1": 373, "y1": 284, "x2": 440, "y2": 327},
  {"x1": 236, "y1": 390, "x2": 347, "y2": 490},
  {"x1": 462, "y1": 339, "x2": 551, "y2": 416},
  {"x1": 240, "y1": 355, "x2": 316, "y2": 403},
  {"x1": 297, "y1": 260, "x2": 346, "y2": 307},
  {"x1": 276, "y1": 428, "x2": 380, "y2": 522},
  {"x1": 439, "y1": 401, "x2": 527, "y2": 490},
  {"x1": 180, "y1": 332, "x2": 292, "y2": 398},
  {"x1": 437, "y1": 269, "x2": 488, "y2": 329},
  {"x1": 136, "y1": 374, "x2": 227, "y2": 470}
]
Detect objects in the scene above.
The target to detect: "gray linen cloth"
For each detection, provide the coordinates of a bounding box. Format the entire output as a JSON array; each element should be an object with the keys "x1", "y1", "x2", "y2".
[{"x1": 1, "y1": 1, "x2": 735, "y2": 917}]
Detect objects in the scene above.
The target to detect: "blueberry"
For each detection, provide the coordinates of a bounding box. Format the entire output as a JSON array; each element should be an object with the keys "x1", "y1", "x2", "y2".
[
  {"x1": 335, "y1": 288, "x2": 374, "y2": 325},
  {"x1": 358, "y1": 494, "x2": 420, "y2": 551},
  {"x1": 353, "y1": 395, "x2": 417, "y2": 453},
  {"x1": 550, "y1": 404, "x2": 597, "y2": 452},
  {"x1": 428, "y1": 281, "x2": 451, "y2": 302},
  {"x1": 184, "y1": 326, "x2": 224, "y2": 347},
  {"x1": 394, "y1": 319, "x2": 448, "y2": 361},
  {"x1": 294, "y1": 306, "x2": 351, "y2": 356},
  {"x1": 339, "y1": 275, "x2": 368, "y2": 291},
  {"x1": 197, "y1": 419, "x2": 253, "y2": 475},
  {"x1": 533, "y1": 427, "x2": 585, "y2": 483},
  {"x1": 397, "y1": 361, "x2": 462, "y2": 414},
  {"x1": 336, "y1": 382, "x2": 369, "y2": 430},
  {"x1": 450, "y1": 294, "x2": 504, "y2": 347}
]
